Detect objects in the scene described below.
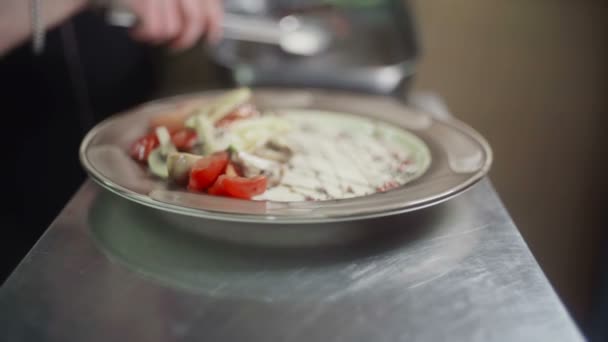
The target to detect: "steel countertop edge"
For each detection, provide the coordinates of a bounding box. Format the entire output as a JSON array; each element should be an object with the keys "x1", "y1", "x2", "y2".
[{"x1": 0, "y1": 93, "x2": 584, "y2": 342}]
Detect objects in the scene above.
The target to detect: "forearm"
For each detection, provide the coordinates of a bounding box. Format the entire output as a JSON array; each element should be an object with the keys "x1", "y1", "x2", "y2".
[{"x1": 0, "y1": 0, "x2": 88, "y2": 55}]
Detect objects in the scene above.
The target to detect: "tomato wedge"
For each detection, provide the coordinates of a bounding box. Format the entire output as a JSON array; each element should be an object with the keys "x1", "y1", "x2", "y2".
[
  {"x1": 208, "y1": 176, "x2": 229, "y2": 196},
  {"x1": 129, "y1": 132, "x2": 159, "y2": 162},
  {"x1": 220, "y1": 175, "x2": 267, "y2": 199},
  {"x1": 187, "y1": 152, "x2": 229, "y2": 192},
  {"x1": 215, "y1": 104, "x2": 260, "y2": 128},
  {"x1": 171, "y1": 128, "x2": 198, "y2": 151}
]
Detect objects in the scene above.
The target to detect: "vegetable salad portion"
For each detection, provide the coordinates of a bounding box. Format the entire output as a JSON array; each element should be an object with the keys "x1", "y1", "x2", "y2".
[{"x1": 129, "y1": 88, "x2": 293, "y2": 199}]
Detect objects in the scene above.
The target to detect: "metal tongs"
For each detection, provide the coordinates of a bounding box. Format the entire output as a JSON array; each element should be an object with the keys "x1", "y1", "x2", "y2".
[{"x1": 107, "y1": 5, "x2": 331, "y2": 56}]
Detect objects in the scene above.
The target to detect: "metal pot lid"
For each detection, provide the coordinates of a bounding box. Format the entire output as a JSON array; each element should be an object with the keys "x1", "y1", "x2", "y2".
[{"x1": 80, "y1": 88, "x2": 492, "y2": 223}]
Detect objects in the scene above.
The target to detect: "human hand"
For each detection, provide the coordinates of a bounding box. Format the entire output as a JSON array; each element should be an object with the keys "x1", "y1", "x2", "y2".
[{"x1": 118, "y1": 0, "x2": 223, "y2": 51}]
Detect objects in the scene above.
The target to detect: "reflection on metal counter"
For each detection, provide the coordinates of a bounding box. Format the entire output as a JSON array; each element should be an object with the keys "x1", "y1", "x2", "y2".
[{"x1": 86, "y1": 188, "x2": 477, "y2": 301}]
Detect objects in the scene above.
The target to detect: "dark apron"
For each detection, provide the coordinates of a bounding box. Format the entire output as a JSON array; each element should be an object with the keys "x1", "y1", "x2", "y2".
[{"x1": 0, "y1": 10, "x2": 158, "y2": 280}]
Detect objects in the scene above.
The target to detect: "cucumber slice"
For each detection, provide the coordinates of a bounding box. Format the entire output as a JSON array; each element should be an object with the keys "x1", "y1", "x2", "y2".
[
  {"x1": 148, "y1": 126, "x2": 177, "y2": 179},
  {"x1": 155, "y1": 126, "x2": 174, "y2": 155},
  {"x1": 230, "y1": 116, "x2": 293, "y2": 151},
  {"x1": 148, "y1": 148, "x2": 169, "y2": 179},
  {"x1": 193, "y1": 115, "x2": 216, "y2": 155},
  {"x1": 185, "y1": 88, "x2": 252, "y2": 128},
  {"x1": 208, "y1": 88, "x2": 252, "y2": 122},
  {"x1": 167, "y1": 152, "x2": 203, "y2": 185}
]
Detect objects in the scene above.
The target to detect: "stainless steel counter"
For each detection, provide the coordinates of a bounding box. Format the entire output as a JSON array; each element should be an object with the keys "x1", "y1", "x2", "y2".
[{"x1": 0, "y1": 94, "x2": 583, "y2": 341}]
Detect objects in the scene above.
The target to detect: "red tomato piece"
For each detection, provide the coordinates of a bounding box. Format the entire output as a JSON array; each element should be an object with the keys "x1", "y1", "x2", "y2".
[
  {"x1": 207, "y1": 175, "x2": 229, "y2": 196},
  {"x1": 171, "y1": 128, "x2": 198, "y2": 151},
  {"x1": 187, "y1": 152, "x2": 229, "y2": 192},
  {"x1": 222, "y1": 175, "x2": 267, "y2": 199},
  {"x1": 129, "y1": 132, "x2": 159, "y2": 162},
  {"x1": 215, "y1": 104, "x2": 260, "y2": 128}
]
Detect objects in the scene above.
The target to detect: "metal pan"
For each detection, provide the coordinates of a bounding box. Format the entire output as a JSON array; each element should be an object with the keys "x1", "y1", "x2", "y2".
[{"x1": 209, "y1": 1, "x2": 419, "y2": 95}]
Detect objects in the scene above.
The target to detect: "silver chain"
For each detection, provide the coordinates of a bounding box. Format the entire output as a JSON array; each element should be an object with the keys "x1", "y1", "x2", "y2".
[
  {"x1": 61, "y1": 21, "x2": 96, "y2": 132},
  {"x1": 30, "y1": 0, "x2": 45, "y2": 54}
]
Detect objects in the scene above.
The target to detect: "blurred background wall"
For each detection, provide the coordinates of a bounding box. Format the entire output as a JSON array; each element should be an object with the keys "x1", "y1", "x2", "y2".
[{"x1": 408, "y1": 0, "x2": 608, "y2": 324}]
